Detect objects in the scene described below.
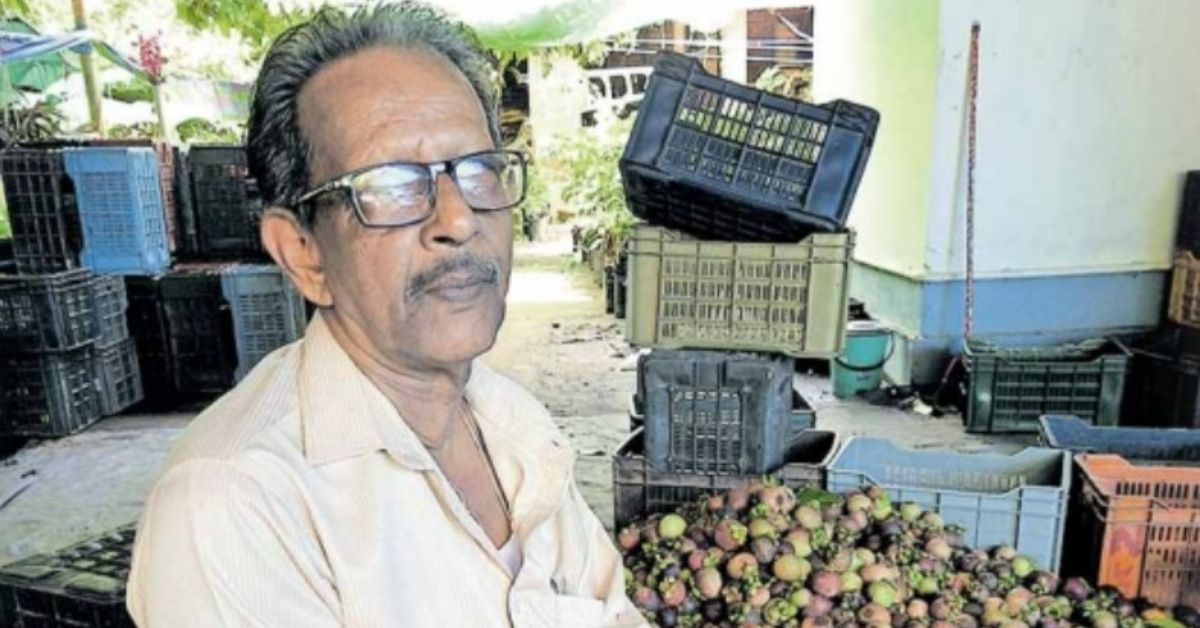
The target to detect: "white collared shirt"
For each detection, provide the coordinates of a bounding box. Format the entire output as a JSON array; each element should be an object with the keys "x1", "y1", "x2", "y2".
[{"x1": 126, "y1": 312, "x2": 647, "y2": 627}]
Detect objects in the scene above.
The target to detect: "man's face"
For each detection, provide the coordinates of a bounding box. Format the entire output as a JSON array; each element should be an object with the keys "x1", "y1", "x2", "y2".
[{"x1": 297, "y1": 46, "x2": 512, "y2": 369}]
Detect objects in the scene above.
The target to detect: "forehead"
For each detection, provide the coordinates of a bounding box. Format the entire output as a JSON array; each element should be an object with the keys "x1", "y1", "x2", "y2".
[{"x1": 297, "y1": 46, "x2": 492, "y2": 182}]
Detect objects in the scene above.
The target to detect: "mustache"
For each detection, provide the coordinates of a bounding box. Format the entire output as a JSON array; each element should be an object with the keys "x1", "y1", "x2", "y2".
[{"x1": 405, "y1": 254, "x2": 501, "y2": 302}]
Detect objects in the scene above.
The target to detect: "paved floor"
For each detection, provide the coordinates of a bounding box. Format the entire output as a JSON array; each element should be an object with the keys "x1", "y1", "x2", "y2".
[{"x1": 0, "y1": 226, "x2": 1033, "y2": 567}]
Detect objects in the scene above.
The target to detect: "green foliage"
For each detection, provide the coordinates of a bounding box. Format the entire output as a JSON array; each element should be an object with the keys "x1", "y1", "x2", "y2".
[
  {"x1": 175, "y1": 117, "x2": 240, "y2": 144},
  {"x1": 108, "y1": 121, "x2": 163, "y2": 139},
  {"x1": 0, "y1": 99, "x2": 63, "y2": 147},
  {"x1": 104, "y1": 77, "x2": 155, "y2": 104},
  {"x1": 754, "y1": 65, "x2": 814, "y2": 102},
  {"x1": 174, "y1": 0, "x2": 311, "y2": 58},
  {"x1": 0, "y1": 0, "x2": 31, "y2": 18},
  {"x1": 548, "y1": 118, "x2": 635, "y2": 261}
]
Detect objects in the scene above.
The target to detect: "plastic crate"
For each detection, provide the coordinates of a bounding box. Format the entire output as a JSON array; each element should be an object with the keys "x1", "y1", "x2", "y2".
[
  {"x1": 187, "y1": 145, "x2": 264, "y2": 259},
  {"x1": 125, "y1": 269, "x2": 237, "y2": 402},
  {"x1": 614, "y1": 263, "x2": 628, "y2": 320},
  {"x1": 63, "y1": 147, "x2": 169, "y2": 275},
  {"x1": 826, "y1": 437, "x2": 1071, "y2": 573},
  {"x1": 620, "y1": 52, "x2": 879, "y2": 242},
  {"x1": 220, "y1": 265, "x2": 307, "y2": 381},
  {"x1": 963, "y1": 338, "x2": 1130, "y2": 433},
  {"x1": 1122, "y1": 329, "x2": 1200, "y2": 429},
  {"x1": 0, "y1": 525, "x2": 135, "y2": 628},
  {"x1": 1039, "y1": 415, "x2": 1200, "y2": 463},
  {"x1": 613, "y1": 427, "x2": 837, "y2": 529},
  {"x1": 0, "y1": 270, "x2": 97, "y2": 352},
  {"x1": 0, "y1": 346, "x2": 100, "y2": 438},
  {"x1": 1072, "y1": 454, "x2": 1200, "y2": 608},
  {"x1": 604, "y1": 266, "x2": 616, "y2": 314},
  {"x1": 173, "y1": 147, "x2": 200, "y2": 256},
  {"x1": 88, "y1": 139, "x2": 178, "y2": 254},
  {"x1": 91, "y1": 274, "x2": 128, "y2": 346},
  {"x1": 1, "y1": 148, "x2": 82, "y2": 274},
  {"x1": 630, "y1": 388, "x2": 814, "y2": 435},
  {"x1": 625, "y1": 224, "x2": 852, "y2": 358},
  {"x1": 94, "y1": 339, "x2": 142, "y2": 416},
  {"x1": 1170, "y1": 250, "x2": 1200, "y2": 329},
  {"x1": 1176, "y1": 171, "x2": 1200, "y2": 254}
]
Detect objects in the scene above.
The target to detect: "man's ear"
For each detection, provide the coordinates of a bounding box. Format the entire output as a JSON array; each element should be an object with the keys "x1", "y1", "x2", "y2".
[{"x1": 261, "y1": 207, "x2": 333, "y2": 307}]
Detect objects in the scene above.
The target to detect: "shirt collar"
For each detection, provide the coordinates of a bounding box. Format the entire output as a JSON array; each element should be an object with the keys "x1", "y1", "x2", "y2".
[{"x1": 296, "y1": 312, "x2": 577, "y2": 531}]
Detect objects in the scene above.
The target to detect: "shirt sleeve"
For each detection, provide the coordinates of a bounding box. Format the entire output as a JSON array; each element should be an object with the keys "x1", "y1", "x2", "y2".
[
  {"x1": 567, "y1": 483, "x2": 650, "y2": 628},
  {"x1": 126, "y1": 459, "x2": 341, "y2": 628}
]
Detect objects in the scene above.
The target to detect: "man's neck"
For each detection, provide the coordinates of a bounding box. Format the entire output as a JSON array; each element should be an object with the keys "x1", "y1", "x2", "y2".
[{"x1": 321, "y1": 310, "x2": 471, "y2": 446}]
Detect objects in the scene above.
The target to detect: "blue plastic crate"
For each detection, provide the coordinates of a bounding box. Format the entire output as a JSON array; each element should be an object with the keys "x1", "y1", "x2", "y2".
[
  {"x1": 1038, "y1": 415, "x2": 1200, "y2": 463},
  {"x1": 827, "y1": 437, "x2": 1071, "y2": 573},
  {"x1": 220, "y1": 265, "x2": 307, "y2": 381},
  {"x1": 63, "y1": 148, "x2": 169, "y2": 275}
]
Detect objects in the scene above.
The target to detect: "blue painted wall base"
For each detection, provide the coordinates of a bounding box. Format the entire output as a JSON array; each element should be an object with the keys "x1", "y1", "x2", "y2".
[{"x1": 850, "y1": 261, "x2": 1168, "y2": 385}]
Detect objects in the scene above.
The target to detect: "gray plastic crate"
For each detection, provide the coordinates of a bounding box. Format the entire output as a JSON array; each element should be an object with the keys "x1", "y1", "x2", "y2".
[
  {"x1": 614, "y1": 427, "x2": 837, "y2": 529},
  {"x1": 95, "y1": 339, "x2": 143, "y2": 416},
  {"x1": 92, "y1": 274, "x2": 129, "y2": 346},
  {"x1": 827, "y1": 437, "x2": 1071, "y2": 573},
  {"x1": 220, "y1": 265, "x2": 307, "y2": 381},
  {"x1": 639, "y1": 349, "x2": 805, "y2": 474},
  {"x1": 630, "y1": 388, "x2": 815, "y2": 436}
]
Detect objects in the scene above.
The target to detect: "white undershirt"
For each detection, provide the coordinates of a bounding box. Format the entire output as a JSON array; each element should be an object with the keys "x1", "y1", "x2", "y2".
[{"x1": 497, "y1": 535, "x2": 523, "y2": 575}]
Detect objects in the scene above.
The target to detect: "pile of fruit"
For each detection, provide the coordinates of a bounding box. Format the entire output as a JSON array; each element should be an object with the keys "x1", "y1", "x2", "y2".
[{"x1": 617, "y1": 481, "x2": 1199, "y2": 628}]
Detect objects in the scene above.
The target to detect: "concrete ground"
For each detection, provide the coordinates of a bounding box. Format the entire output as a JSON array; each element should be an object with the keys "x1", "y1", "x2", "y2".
[{"x1": 0, "y1": 224, "x2": 1032, "y2": 567}]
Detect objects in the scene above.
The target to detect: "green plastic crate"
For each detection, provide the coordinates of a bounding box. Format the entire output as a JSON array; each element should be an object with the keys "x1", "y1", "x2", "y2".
[
  {"x1": 625, "y1": 225, "x2": 853, "y2": 358},
  {"x1": 964, "y1": 338, "x2": 1130, "y2": 434}
]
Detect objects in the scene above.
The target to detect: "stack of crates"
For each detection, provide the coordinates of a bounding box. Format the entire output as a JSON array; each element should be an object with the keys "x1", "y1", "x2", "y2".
[
  {"x1": 0, "y1": 271, "x2": 140, "y2": 437},
  {"x1": 610, "y1": 51, "x2": 878, "y2": 528},
  {"x1": 0, "y1": 139, "x2": 306, "y2": 424},
  {"x1": 1124, "y1": 171, "x2": 1200, "y2": 428},
  {"x1": 0, "y1": 145, "x2": 146, "y2": 439},
  {"x1": 126, "y1": 263, "x2": 305, "y2": 405}
]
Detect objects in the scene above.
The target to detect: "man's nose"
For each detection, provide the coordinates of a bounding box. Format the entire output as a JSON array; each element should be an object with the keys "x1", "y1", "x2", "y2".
[{"x1": 420, "y1": 172, "x2": 478, "y2": 248}]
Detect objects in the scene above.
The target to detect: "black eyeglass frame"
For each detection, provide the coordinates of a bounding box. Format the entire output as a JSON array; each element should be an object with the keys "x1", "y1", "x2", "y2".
[{"x1": 293, "y1": 149, "x2": 528, "y2": 228}]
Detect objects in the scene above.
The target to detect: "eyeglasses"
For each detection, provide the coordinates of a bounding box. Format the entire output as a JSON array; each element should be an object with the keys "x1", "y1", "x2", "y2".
[{"x1": 295, "y1": 149, "x2": 527, "y2": 228}]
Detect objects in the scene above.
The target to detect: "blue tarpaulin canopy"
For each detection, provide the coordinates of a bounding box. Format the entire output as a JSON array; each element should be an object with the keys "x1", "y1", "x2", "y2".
[{"x1": 0, "y1": 17, "x2": 146, "y2": 95}]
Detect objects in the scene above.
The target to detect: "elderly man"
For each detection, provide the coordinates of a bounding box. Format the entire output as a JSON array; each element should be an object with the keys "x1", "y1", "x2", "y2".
[{"x1": 126, "y1": 4, "x2": 645, "y2": 626}]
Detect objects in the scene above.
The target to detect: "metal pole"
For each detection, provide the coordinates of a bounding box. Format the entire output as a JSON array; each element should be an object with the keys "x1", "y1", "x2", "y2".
[{"x1": 71, "y1": 0, "x2": 103, "y2": 136}]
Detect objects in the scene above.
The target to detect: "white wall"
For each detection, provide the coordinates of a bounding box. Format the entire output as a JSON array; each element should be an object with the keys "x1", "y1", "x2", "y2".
[
  {"x1": 924, "y1": 0, "x2": 1200, "y2": 280},
  {"x1": 812, "y1": 0, "x2": 941, "y2": 278}
]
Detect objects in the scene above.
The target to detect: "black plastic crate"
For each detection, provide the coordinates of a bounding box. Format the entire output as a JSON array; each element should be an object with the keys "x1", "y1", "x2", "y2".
[
  {"x1": 186, "y1": 145, "x2": 264, "y2": 259},
  {"x1": 173, "y1": 147, "x2": 199, "y2": 256},
  {"x1": 0, "y1": 346, "x2": 100, "y2": 438},
  {"x1": 620, "y1": 52, "x2": 879, "y2": 242},
  {"x1": 1122, "y1": 328, "x2": 1200, "y2": 429},
  {"x1": 92, "y1": 274, "x2": 128, "y2": 346},
  {"x1": 0, "y1": 525, "x2": 136, "y2": 628},
  {"x1": 1, "y1": 148, "x2": 83, "y2": 274},
  {"x1": 95, "y1": 339, "x2": 142, "y2": 416},
  {"x1": 963, "y1": 338, "x2": 1130, "y2": 433},
  {"x1": 1176, "y1": 171, "x2": 1200, "y2": 254},
  {"x1": 0, "y1": 270, "x2": 98, "y2": 352},
  {"x1": 613, "y1": 428, "x2": 837, "y2": 529},
  {"x1": 638, "y1": 349, "x2": 806, "y2": 474},
  {"x1": 125, "y1": 269, "x2": 237, "y2": 404}
]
